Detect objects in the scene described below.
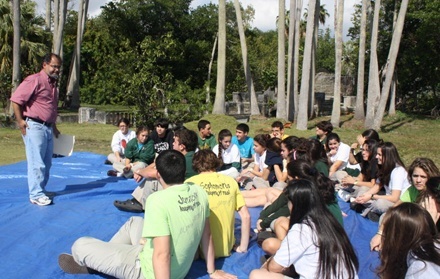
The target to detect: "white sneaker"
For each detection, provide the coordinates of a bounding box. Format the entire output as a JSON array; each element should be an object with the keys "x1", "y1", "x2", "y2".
[
  {"x1": 30, "y1": 196, "x2": 52, "y2": 206},
  {"x1": 338, "y1": 189, "x2": 351, "y2": 202}
]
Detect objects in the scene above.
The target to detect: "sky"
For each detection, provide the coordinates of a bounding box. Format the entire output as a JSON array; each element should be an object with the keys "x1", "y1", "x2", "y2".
[{"x1": 34, "y1": 0, "x2": 357, "y2": 39}]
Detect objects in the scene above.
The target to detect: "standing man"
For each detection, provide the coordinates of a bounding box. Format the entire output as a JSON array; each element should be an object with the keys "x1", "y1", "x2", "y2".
[
  {"x1": 10, "y1": 53, "x2": 62, "y2": 206},
  {"x1": 198, "y1": 119, "x2": 216, "y2": 150}
]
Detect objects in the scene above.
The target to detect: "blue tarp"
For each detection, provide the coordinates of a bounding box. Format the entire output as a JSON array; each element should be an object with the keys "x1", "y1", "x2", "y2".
[{"x1": 0, "y1": 152, "x2": 380, "y2": 278}]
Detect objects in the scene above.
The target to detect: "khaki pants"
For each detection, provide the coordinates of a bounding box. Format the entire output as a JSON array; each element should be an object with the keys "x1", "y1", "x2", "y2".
[{"x1": 71, "y1": 217, "x2": 145, "y2": 279}]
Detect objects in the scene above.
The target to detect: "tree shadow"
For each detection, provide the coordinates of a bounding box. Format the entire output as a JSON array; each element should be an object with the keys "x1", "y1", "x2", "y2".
[
  {"x1": 339, "y1": 115, "x2": 354, "y2": 127},
  {"x1": 380, "y1": 116, "x2": 415, "y2": 133}
]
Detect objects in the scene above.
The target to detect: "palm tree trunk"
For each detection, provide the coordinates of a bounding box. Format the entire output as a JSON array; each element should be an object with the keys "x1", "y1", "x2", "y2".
[
  {"x1": 293, "y1": 0, "x2": 303, "y2": 122},
  {"x1": 45, "y1": 0, "x2": 51, "y2": 31},
  {"x1": 52, "y1": 0, "x2": 67, "y2": 56},
  {"x1": 297, "y1": 0, "x2": 317, "y2": 130},
  {"x1": 8, "y1": 0, "x2": 21, "y2": 116},
  {"x1": 331, "y1": 0, "x2": 344, "y2": 127},
  {"x1": 213, "y1": 0, "x2": 226, "y2": 114},
  {"x1": 206, "y1": 33, "x2": 218, "y2": 104},
  {"x1": 287, "y1": 0, "x2": 297, "y2": 121},
  {"x1": 354, "y1": 0, "x2": 368, "y2": 120},
  {"x1": 372, "y1": 0, "x2": 409, "y2": 130},
  {"x1": 276, "y1": 0, "x2": 287, "y2": 120},
  {"x1": 364, "y1": 0, "x2": 381, "y2": 128},
  {"x1": 233, "y1": 0, "x2": 260, "y2": 115},
  {"x1": 66, "y1": 0, "x2": 89, "y2": 109}
]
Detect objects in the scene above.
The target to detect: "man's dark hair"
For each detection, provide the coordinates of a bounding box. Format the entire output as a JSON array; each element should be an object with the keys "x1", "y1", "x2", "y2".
[
  {"x1": 43, "y1": 53, "x2": 62, "y2": 65},
  {"x1": 174, "y1": 129, "x2": 198, "y2": 152},
  {"x1": 316, "y1": 121, "x2": 333, "y2": 133},
  {"x1": 271, "y1": 121, "x2": 284, "y2": 129},
  {"x1": 117, "y1": 118, "x2": 130, "y2": 127},
  {"x1": 236, "y1": 123, "x2": 249, "y2": 134},
  {"x1": 156, "y1": 150, "x2": 186, "y2": 185},
  {"x1": 154, "y1": 118, "x2": 170, "y2": 129},
  {"x1": 197, "y1": 120, "x2": 210, "y2": 131}
]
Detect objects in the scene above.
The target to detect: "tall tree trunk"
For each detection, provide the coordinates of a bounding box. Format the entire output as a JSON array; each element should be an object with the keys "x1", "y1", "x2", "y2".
[
  {"x1": 331, "y1": 0, "x2": 344, "y2": 127},
  {"x1": 206, "y1": 34, "x2": 218, "y2": 104},
  {"x1": 364, "y1": 0, "x2": 381, "y2": 128},
  {"x1": 287, "y1": 0, "x2": 297, "y2": 121},
  {"x1": 66, "y1": 0, "x2": 89, "y2": 109},
  {"x1": 8, "y1": 0, "x2": 21, "y2": 116},
  {"x1": 309, "y1": 1, "x2": 320, "y2": 119},
  {"x1": 388, "y1": 0, "x2": 399, "y2": 116},
  {"x1": 276, "y1": 0, "x2": 287, "y2": 120},
  {"x1": 372, "y1": 0, "x2": 409, "y2": 130},
  {"x1": 233, "y1": 0, "x2": 260, "y2": 115},
  {"x1": 52, "y1": 0, "x2": 67, "y2": 56},
  {"x1": 354, "y1": 0, "x2": 368, "y2": 120},
  {"x1": 297, "y1": 0, "x2": 317, "y2": 130},
  {"x1": 213, "y1": 0, "x2": 226, "y2": 114},
  {"x1": 293, "y1": 0, "x2": 303, "y2": 122},
  {"x1": 45, "y1": 0, "x2": 51, "y2": 31}
]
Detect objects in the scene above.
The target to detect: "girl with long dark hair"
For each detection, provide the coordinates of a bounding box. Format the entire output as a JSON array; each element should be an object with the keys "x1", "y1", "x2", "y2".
[
  {"x1": 250, "y1": 179, "x2": 359, "y2": 279},
  {"x1": 377, "y1": 203, "x2": 440, "y2": 278},
  {"x1": 212, "y1": 129, "x2": 241, "y2": 178}
]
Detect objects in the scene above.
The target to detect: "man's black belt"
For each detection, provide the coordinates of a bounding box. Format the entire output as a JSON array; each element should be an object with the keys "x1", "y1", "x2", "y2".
[{"x1": 26, "y1": 117, "x2": 53, "y2": 127}]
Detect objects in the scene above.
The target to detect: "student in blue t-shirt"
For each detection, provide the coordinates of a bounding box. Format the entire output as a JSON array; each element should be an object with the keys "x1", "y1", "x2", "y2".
[{"x1": 231, "y1": 123, "x2": 255, "y2": 170}]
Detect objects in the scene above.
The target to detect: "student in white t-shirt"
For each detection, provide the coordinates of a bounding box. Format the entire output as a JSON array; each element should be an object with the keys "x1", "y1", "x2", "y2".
[
  {"x1": 354, "y1": 142, "x2": 411, "y2": 220},
  {"x1": 326, "y1": 132, "x2": 359, "y2": 178},
  {"x1": 213, "y1": 129, "x2": 241, "y2": 179},
  {"x1": 249, "y1": 179, "x2": 359, "y2": 279},
  {"x1": 107, "y1": 118, "x2": 136, "y2": 164}
]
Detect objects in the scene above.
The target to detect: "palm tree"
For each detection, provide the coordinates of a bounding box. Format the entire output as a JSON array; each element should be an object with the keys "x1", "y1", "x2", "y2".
[
  {"x1": 331, "y1": 0, "x2": 344, "y2": 128},
  {"x1": 276, "y1": 0, "x2": 287, "y2": 120},
  {"x1": 213, "y1": 0, "x2": 226, "y2": 114},
  {"x1": 233, "y1": 0, "x2": 260, "y2": 115},
  {"x1": 354, "y1": 0, "x2": 369, "y2": 120},
  {"x1": 372, "y1": 0, "x2": 409, "y2": 130},
  {"x1": 297, "y1": 0, "x2": 318, "y2": 130},
  {"x1": 365, "y1": 0, "x2": 381, "y2": 128}
]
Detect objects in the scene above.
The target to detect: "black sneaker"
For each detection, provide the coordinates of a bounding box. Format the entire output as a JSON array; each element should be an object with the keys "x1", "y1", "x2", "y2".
[
  {"x1": 350, "y1": 201, "x2": 365, "y2": 213},
  {"x1": 107, "y1": 170, "x2": 118, "y2": 177},
  {"x1": 104, "y1": 159, "x2": 112, "y2": 165},
  {"x1": 114, "y1": 198, "x2": 144, "y2": 213},
  {"x1": 58, "y1": 253, "x2": 91, "y2": 274},
  {"x1": 367, "y1": 211, "x2": 381, "y2": 223}
]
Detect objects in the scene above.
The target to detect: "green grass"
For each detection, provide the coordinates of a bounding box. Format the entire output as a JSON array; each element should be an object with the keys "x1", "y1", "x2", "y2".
[{"x1": 1, "y1": 112, "x2": 439, "y2": 168}]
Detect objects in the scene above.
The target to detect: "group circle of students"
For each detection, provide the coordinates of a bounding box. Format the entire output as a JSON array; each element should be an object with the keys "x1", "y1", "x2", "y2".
[{"x1": 59, "y1": 118, "x2": 440, "y2": 279}]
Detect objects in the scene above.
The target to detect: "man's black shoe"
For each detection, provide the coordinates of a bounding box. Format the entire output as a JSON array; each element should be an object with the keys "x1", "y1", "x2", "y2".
[{"x1": 114, "y1": 198, "x2": 144, "y2": 213}]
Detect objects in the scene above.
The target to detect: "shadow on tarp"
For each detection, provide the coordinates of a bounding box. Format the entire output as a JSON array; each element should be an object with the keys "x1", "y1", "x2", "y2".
[{"x1": 0, "y1": 152, "x2": 379, "y2": 278}]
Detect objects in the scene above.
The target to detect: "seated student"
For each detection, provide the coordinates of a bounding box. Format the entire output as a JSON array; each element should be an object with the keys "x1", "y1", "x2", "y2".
[
  {"x1": 370, "y1": 158, "x2": 440, "y2": 251},
  {"x1": 213, "y1": 129, "x2": 241, "y2": 179},
  {"x1": 240, "y1": 136, "x2": 297, "y2": 208},
  {"x1": 231, "y1": 123, "x2": 255, "y2": 169},
  {"x1": 198, "y1": 119, "x2": 216, "y2": 150},
  {"x1": 58, "y1": 150, "x2": 234, "y2": 279},
  {"x1": 270, "y1": 121, "x2": 288, "y2": 140},
  {"x1": 113, "y1": 128, "x2": 198, "y2": 213},
  {"x1": 259, "y1": 160, "x2": 344, "y2": 256},
  {"x1": 326, "y1": 132, "x2": 360, "y2": 178},
  {"x1": 249, "y1": 179, "x2": 359, "y2": 279},
  {"x1": 237, "y1": 134, "x2": 271, "y2": 189},
  {"x1": 150, "y1": 118, "x2": 174, "y2": 154},
  {"x1": 338, "y1": 139, "x2": 379, "y2": 201},
  {"x1": 106, "y1": 118, "x2": 136, "y2": 164},
  {"x1": 348, "y1": 129, "x2": 381, "y2": 165},
  {"x1": 309, "y1": 120, "x2": 333, "y2": 146},
  {"x1": 353, "y1": 142, "x2": 411, "y2": 222},
  {"x1": 295, "y1": 138, "x2": 329, "y2": 176},
  {"x1": 377, "y1": 203, "x2": 440, "y2": 279},
  {"x1": 186, "y1": 149, "x2": 250, "y2": 256},
  {"x1": 109, "y1": 126, "x2": 155, "y2": 178}
]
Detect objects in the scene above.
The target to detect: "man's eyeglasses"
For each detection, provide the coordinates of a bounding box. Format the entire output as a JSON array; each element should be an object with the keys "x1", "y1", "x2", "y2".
[{"x1": 50, "y1": 64, "x2": 61, "y2": 69}]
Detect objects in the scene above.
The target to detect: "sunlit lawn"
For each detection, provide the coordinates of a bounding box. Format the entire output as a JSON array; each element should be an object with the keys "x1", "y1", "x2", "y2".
[{"x1": 1, "y1": 112, "x2": 439, "y2": 168}]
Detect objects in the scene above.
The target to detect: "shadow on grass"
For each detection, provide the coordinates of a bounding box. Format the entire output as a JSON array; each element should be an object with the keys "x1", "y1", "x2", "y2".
[{"x1": 380, "y1": 116, "x2": 415, "y2": 133}]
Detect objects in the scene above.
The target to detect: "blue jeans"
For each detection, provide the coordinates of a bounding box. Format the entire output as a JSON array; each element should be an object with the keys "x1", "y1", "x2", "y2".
[{"x1": 23, "y1": 119, "x2": 54, "y2": 199}]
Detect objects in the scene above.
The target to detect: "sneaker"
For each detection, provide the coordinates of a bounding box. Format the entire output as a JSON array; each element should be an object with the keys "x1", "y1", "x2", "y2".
[
  {"x1": 58, "y1": 253, "x2": 91, "y2": 274},
  {"x1": 350, "y1": 201, "x2": 365, "y2": 213},
  {"x1": 104, "y1": 159, "x2": 112, "y2": 165},
  {"x1": 338, "y1": 189, "x2": 351, "y2": 202},
  {"x1": 30, "y1": 196, "x2": 52, "y2": 206},
  {"x1": 114, "y1": 198, "x2": 144, "y2": 213},
  {"x1": 360, "y1": 206, "x2": 373, "y2": 218},
  {"x1": 367, "y1": 211, "x2": 381, "y2": 222},
  {"x1": 107, "y1": 170, "x2": 118, "y2": 177}
]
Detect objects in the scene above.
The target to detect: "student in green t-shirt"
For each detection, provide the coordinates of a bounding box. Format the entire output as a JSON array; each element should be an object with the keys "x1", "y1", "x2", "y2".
[
  {"x1": 197, "y1": 119, "x2": 217, "y2": 150},
  {"x1": 58, "y1": 150, "x2": 236, "y2": 279}
]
